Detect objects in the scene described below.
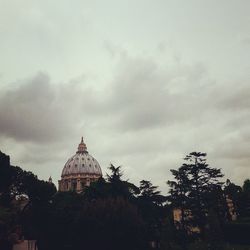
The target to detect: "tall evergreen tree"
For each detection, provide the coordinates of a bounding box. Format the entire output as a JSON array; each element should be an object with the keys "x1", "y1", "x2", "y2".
[
  {"x1": 167, "y1": 165, "x2": 191, "y2": 232},
  {"x1": 139, "y1": 180, "x2": 166, "y2": 205},
  {"x1": 106, "y1": 164, "x2": 139, "y2": 199},
  {"x1": 168, "y1": 152, "x2": 225, "y2": 236}
]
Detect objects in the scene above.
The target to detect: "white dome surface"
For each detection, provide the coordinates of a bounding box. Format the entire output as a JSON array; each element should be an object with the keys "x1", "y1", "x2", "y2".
[{"x1": 61, "y1": 138, "x2": 102, "y2": 177}]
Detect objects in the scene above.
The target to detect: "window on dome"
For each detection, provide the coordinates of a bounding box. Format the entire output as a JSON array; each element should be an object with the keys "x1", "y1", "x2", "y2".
[
  {"x1": 87, "y1": 158, "x2": 90, "y2": 161},
  {"x1": 82, "y1": 164, "x2": 84, "y2": 167},
  {"x1": 89, "y1": 164, "x2": 91, "y2": 167},
  {"x1": 75, "y1": 164, "x2": 77, "y2": 167}
]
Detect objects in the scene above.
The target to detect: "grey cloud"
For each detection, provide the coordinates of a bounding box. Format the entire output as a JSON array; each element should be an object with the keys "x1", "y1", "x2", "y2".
[
  {"x1": 211, "y1": 124, "x2": 250, "y2": 160},
  {"x1": 0, "y1": 73, "x2": 60, "y2": 142},
  {"x1": 0, "y1": 72, "x2": 104, "y2": 143},
  {"x1": 216, "y1": 84, "x2": 250, "y2": 111},
  {"x1": 104, "y1": 56, "x2": 215, "y2": 131}
]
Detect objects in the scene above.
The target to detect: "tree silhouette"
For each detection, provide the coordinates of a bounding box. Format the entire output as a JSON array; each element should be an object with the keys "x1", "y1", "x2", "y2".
[
  {"x1": 106, "y1": 164, "x2": 139, "y2": 199},
  {"x1": 240, "y1": 179, "x2": 250, "y2": 217},
  {"x1": 168, "y1": 152, "x2": 225, "y2": 237},
  {"x1": 0, "y1": 151, "x2": 56, "y2": 207},
  {"x1": 137, "y1": 180, "x2": 166, "y2": 248},
  {"x1": 224, "y1": 179, "x2": 242, "y2": 219},
  {"x1": 167, "y1": 165, "x2": 191, "y2": 233}
]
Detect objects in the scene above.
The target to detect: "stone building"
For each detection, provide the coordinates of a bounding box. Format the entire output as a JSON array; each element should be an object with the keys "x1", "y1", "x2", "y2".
[{"x1": 58, "y1": 137, "x2": 102, "y2": 193}]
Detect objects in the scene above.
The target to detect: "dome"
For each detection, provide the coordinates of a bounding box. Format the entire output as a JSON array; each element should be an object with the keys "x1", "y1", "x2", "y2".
[
  {"x1": 59, "y1": 137, "x2": 102, "y2": 192},
  {"x1": 61, "y1": 137, "x2": 102, "y2": 177}
]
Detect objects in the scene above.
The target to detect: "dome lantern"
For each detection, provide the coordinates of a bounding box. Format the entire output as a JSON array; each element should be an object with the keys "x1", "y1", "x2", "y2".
[{"x1": 77, "y1": 136, "x2": 88, "y2": 153}]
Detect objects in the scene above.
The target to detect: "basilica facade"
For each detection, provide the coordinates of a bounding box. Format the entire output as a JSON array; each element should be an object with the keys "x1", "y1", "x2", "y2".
[{"x1": 58, "y1": 138, "x2": 102, "y2": 193}]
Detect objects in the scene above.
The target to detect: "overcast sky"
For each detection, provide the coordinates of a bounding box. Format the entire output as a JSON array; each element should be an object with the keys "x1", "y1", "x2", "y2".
[{"x1": 0, "y1": 0, "x2": 249, "y2": 192}]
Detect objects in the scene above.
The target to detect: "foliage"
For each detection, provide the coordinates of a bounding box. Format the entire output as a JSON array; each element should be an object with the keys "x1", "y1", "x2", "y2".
[
  {"x1": 224, "y1": 179, "x2": 250, "y2": 219},
  {"x1": 136, "y1": 180, "x2": 167, "y2": 245},
  {"x1": 106, "y1": 164, "x2": 140, "y2": 198},
  {"x1": 0, "y1": 151, "x2": 56, "y2": 207},
  {"x1": 167, "y1": 152, "x2": 225, "y2": 237},
  {"x1": 1, "y1": 150, "x2": 250, "y2": 249},
  {"x1": 240, "y1": 179, "x2": 250, "y2": 217},
  {"x1": 204, "y1": 208, "x2": 224, "y2": 249},
  {"x1": 167, "y1": 165, "x2": 191, "y2": 232},
  {"x1": 223, "y1": 220, "x2": 250, "y2": 245},
  {"x1": 26, "y1": 193, "x2": 148, "y2": 250}
]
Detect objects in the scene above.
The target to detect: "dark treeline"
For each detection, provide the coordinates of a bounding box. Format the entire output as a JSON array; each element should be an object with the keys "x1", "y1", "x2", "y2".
[{"x1": 0, "y1": 151, "x2": 250, "y2": 250}]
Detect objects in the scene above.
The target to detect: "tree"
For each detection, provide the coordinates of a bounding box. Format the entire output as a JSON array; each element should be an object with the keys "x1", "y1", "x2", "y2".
[
  {"x1": 167, "y1": 166, "x2": 192, "y2": 249},
  {"x1": 224, "y1": 179, "x2": 242, "y2": 219},
  {"x1": 137, "y1": 180, "x2": 166, "y2": 247},
  {"x1": 0, "y1": 151, "x2": 17, "y2": 205},
  {"x1": 84, "y1": 177, "x2": 111, "y2": 200},
  {"x1": 167, "y1": 165, "x2": 191, "y2": 232},
  {"x1": 240, "y1": 179, "x2": 250, "y2": 217},
  {"x1": 106, "y1": 164, "x2": 139, "y2": 199},
  {"x1": 243, "y1": 179, "x2": 250, "y2": 193},
  {"x1": 168, "y1": 152, "x2": 225, "y2": 236},
  {"x1": 139, "y1": 180, "x2": 166, "y2": 205},
  {"x1": 72, "y1": 197, "x2": 147, "y2": 250},
  {"x1": 0, "y1": 151, "x2": 56, "y2": 208},
  {"x1": 205, "y1": 209, "x2": 224, "y2": 250}
]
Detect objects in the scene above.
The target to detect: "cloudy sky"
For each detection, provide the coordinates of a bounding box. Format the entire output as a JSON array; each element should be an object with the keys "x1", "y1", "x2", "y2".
[{"x1": 0, "y1": 0, "x2": 249, "y2": 192}]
